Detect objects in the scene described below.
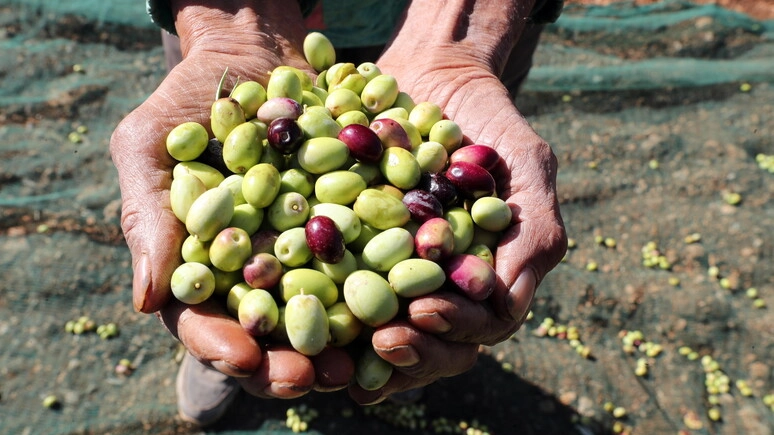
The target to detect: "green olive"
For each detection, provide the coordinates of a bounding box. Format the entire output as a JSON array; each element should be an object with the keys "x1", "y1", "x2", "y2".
[
  {"x1": 266, "y1": 67, "x2": 303, "y2": 103},
  {"x1": 266, "y1": 192, "x2": 310, "y2": 232},
  {"x1": 326, "y1": 301, "x2": 363, "y2": 347},
  {"x1": 325, "y1": 88, "x2": 362, "y2": 119},
  {"x1": 185, "y1": 187, "x2": 235, "y2": 242},
  {"x1": 355, "y1": 347, "x2": 393, "y2": 391},
  {"x1": 361, "y1": 227, "x2": 414, "y2": 272},
  {"x1": 303, "y1": 32, "x2": 336, "y2": 73},
  {"x1": 222, "y1": 122, "x2": 263, "y2": 174},
  {"x1": 211, "y1": 97, "x2": 246, "y2": 143},
  {"x1": 429, "y1": 119, "x2": 463, "y2": 153},
  {"x1": 444, "y1": 207, "x2": 475, "y2": 254},
  {"x1": 413, "y1": 141, "x2": 448, "y2": 174},
  {"x1": 230, "y1": 81, "x2": 267, "y2": 119},
  {"x1": 242, "y1": 163, "x2": 281, "y2": 209},
  {"x1": 408, "y1": 102, "x2": 443, "y2": 137},
  {"x1": 170, "y1": 262, "x2": 216, "y2": 304},
  {"x1": 379, "y1": 147, "x2": 421, "y2": 190},
  {"x1": 170, "y1": 173, "x2": 207, "y2": 223},
  {"x1": 314, "y1": 171, "x2": 366, "y2": 205},
  {"x1": 352, "y1": 188, "x2": 410, "y2": 230},
  {"x1": 470, "y1": 196, "x2": 513, "y2": 232},
  {"x1": 279, "y1": 268, "x2": 338, "y2": 307},
  {"x1": 336, "y1": 110, "x2": 370, "y2": 128},
  {"x1": 173, "y1": 161, "x2": 225, "y2": 190},
  {"x1": 360, "y1": 74, "x2": 399, "y2": 114},
  {"x1": 284, "y1": 294, "x2": 329, "y2": 356},
  {"x1": 166, "y1": 122, "x2": 209, "y2": 161},
  {"x1": 343, "y1": 270, "x2": 398, "y2": 327},
  {"x1": 297, "y1": 137, "x2": 350, "y2": 174},
  {"x1": 388, "y1": 258, "x2": 446, "y2": 297},
  {"x1": 181, "y1": 234, "x2": 211, "y2": 265}
]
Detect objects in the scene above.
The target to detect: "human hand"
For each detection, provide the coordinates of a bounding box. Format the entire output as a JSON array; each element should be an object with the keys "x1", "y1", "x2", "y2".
[
  {"x1": 348, "y1": 2, "x2": 567, "y2": 404},
  {"x1": 110, "y1": 1, "x2": 353, "y2": 398}
]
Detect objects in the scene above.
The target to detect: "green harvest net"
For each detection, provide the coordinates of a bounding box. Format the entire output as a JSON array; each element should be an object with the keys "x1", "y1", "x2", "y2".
[{"x1": 1, "y1": 1, "x2": 772, "y2": 434}]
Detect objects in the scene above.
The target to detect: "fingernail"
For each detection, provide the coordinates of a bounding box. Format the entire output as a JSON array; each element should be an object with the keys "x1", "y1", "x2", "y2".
[
  {"x1": 132, "y1": 253, "x2": 151, "y2": 312},
  {"x1": 264, "y1": 382, "x2": 311, "y2": 397},
  {"x1": 507, "y1": 268, "x2": 537, "y2": 321},
  {"x1": 358, "y1": 391, "x2": 387, "y2": 406},
  {"x1": 408, "y1": 312, "x2": 452, "y2": 333},
  {"x1": 212, "y1": 359, "x2": 248, "y2": 377},
  {"x1": 377, "y1": 345, "x2": 420, "y2": 367}
]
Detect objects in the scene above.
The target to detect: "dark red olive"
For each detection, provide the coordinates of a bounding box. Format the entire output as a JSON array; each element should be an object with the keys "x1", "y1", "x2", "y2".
[
  {"x1": 402, "y1": 189, "x2": 444, "y2": 223},
  {"x1": 305, "y1": 215, "x2": 346, "y2": 264},
  {"x1": 444, "y1": 161, "x2": 495, "y2": 199},
  {"x1": 267, "y1": 117, "x2": 304, "y2": 154},
  {"x1": 449, "y1": 144, "x2": 502, "y2": 171},
  {"x1": 338, "y1": 124, "x2": 384, "y2": 163},
  {"x1": 368, "y1": 118, "x2": 412, "y2": 151},
  {"x1": 416, "y1": 172, "x2": 458, "y2": 207}
]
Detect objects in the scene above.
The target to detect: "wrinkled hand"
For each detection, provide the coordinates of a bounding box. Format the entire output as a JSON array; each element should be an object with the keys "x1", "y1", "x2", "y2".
[
  {"x1": 111, "y1": 0, "x2": 566, "y2": 405},
  {"x1": 110, "y1": 33, "x2": 354, "y2": 397},
  {"x1": 348, "y1": 30, "x2": 567, "y2": 404}
]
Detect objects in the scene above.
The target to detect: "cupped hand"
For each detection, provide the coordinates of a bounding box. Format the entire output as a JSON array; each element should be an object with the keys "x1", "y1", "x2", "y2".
[
  {"x1": 349, "y1": 32, "x2": 567, "y2": 404},
  {"x1": 110, "y1": 33, "x2": 353, "y2": 397}
]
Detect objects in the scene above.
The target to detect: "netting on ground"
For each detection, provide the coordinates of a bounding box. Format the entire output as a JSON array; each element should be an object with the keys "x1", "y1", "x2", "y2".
[
  {"x1": 1, "y1": 1, "x2": 772, "y2": 434},
  {"x1": 524, "y1": 1, "x2": 774, "y2": 92}
]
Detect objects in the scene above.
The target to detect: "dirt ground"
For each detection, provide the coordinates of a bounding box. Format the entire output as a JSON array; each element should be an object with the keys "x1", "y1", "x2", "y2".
[
  {"x1": 1, "y1": 1, "x2": 773, "y2": 435},
  {"x1": 571, "y1": 0, "x2": 774, "y2": 20}
]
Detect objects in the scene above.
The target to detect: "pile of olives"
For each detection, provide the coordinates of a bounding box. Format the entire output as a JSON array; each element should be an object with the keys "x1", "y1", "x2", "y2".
[{"x1": 166, "y1": 32, "x2": 513, "y2": 391}]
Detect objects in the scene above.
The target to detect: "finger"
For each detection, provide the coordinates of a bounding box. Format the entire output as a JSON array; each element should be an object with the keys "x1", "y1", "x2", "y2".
[
  {"x1": 111, "y1": 105, "x2": 185, "y2": 313},
  {"x1": 111, "y1": 55, "x2": 234, "y2": 314},
  {"x1": 310, "y1": 346, "x2": 355, "y2": 392},
  {"x1": 348, "y1": 369, "x2": 432, "y2": 406},
  {"x1": 371, "y1": 321, "x2": 478, "y2": 380},
  {"x1": 491, "y1": 134, "x2": 567, "y2": 283},
  {"x1": 349, "y1": 322, "x2": 479, "y2": 405},
  {"x1": 159, "y1": 297, "x2": 263, "y2": 377},
  {"x1": 238, "y1": 345, "x2": 315, "y2": 399},
  {"x1": 407, "y1": 291, "x2": 521, "y2": 345},
  {"x1": 454, "y1": 92, "x2": 566, "y2": 323},
  {"x1": 487, "y1": 178, "x2": 566, "y2": 323}
]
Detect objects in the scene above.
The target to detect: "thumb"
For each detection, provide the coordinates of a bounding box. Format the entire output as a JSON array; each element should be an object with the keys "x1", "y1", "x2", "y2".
[
  {"x1": 111, "y1": 107, "x2": 185, "y2": 313},
  {"x1": 489, "y1": 140, "x2": 567, "y2": 322}
]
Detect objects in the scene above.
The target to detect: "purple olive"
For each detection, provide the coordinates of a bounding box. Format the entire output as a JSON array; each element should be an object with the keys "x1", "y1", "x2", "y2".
[
  {"x1": 255, "y1": 97, "x2": 302, "y2": 124},
  {"x1": 305, "y1": 215, "x2": 346, "y2": 264},
  {"x1": 194, "y1": 138, "x2": 233, "y2": 176},
  {"x1": 267, "y1": 117, "x2": 304, "y2": 154},
  {"x1": 243, "y1": 252, "x2": 283, "y2": 289},
  {"x1": 402, "y1": 189, "x2": 443, "y2": 223},
  {"x1": 444, "y1": 253, "x2": 496, "y2": 301},
  {"x1": 414, "y1": 217, "x2": 455, "y2": 262},
  {"x1": 444, "y1": 161, "x2": 495, "y2": 199},
  {"x1": 250, "y1": 229, "x2": 280, "y2": 255},
  {"x1": 338, "y1": 124, "x2": 384, "y2": 163},
  {"x1": 369, "y1": 118, "x2": 412, "y2": 151},
  {"x1": 238, "y1": 288, "x2": 279, "y2": 337},
  {"x1": 416, "y1": 172, "x2": 458, "y2": 208},
  {"x1": 449, "y1": 144, "x2": 503, "y2": 171}
]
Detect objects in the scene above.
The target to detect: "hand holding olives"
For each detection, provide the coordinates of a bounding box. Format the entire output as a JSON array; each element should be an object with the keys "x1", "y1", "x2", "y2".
[{"x1": 161, "y1": 31, "x2": 522, "y2": 394}]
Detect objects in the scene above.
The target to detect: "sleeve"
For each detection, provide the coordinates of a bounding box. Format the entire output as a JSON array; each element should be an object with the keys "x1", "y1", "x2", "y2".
[
  {"x1": 147, "y1": 0, "x2": 175, "y2": 35},
  {"x1": 146, "y1": 0, "x2": 321, "y2": 35},
  {"x1": 529, "y1": 0, "x2": 564, "y2": 24}
]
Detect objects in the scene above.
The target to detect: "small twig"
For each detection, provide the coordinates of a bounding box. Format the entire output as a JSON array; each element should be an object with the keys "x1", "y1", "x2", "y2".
[
  {"x1": 229, "y1": 76, "x2": 241, "y2": 97},
  {"x1": 215, "y1": 67, "x2": 229, "y2": 101}
]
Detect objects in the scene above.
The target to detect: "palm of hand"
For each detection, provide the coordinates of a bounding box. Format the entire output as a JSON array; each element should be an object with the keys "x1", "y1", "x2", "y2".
[
  {"x1": 111, "y1": 48, "x2": 356, "y2": 398},
  {"x1": 346, "y1": 59, "x2": 567, "y2": 403}
]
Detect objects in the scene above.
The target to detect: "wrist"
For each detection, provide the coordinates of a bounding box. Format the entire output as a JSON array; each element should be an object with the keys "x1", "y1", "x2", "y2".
[
  {"x1": 385, "y1": 0, "x2": 537, "y2": 75},
  {"x1": 171, "y1": 0, "x2": 308, "y2": 59}
]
